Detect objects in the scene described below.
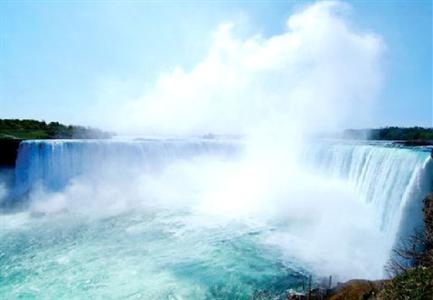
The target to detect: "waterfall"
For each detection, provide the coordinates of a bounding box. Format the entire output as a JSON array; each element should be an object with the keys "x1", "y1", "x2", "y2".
[
  {"x1": 304, "y1": 141, "x2": 432, "y2": 252},
  {"x1": 11, "y1": 140, "x2": 432, "y2": 217},
  {"x1": 12, "y1": 138, "x2": 241, "y2": 198},
  {"x1": 3, "y1": 138, "x2": 432, "y2": 275}
]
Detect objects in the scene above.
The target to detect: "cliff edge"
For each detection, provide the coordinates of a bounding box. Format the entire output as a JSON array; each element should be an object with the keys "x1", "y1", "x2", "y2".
[{"x1": 0, "y1": 139, "x2": 22, "y2": 167}]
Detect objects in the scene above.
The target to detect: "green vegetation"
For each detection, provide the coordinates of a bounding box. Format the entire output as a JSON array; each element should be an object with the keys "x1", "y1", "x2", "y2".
[
  {"x1": 343, "y1": 127, "x2": 433, "y2": 141},
  {"x1": 379, "y1": 194, "x2": 433, "y2": 299},
  {"x1": 379, "y1": 267, "x2": 433, "y2": 300},
  {"x1": 0, "y1": 119, "x2": 113, "y2": 140}
]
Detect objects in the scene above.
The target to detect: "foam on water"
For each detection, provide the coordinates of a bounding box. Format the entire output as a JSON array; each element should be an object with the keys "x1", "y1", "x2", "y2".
[{"x1": 0, "y1": 138, "x2": 431, "y2": 298}]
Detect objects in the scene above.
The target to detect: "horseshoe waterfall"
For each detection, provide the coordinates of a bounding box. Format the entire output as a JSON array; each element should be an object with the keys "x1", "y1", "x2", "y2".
[{"x1": 0, "y1": 138, "x2": 431, "y2": 298}]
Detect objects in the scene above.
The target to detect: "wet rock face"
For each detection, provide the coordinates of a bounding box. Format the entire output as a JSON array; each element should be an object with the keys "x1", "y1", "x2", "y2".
[
  {"x1": 422, "y1": 194, "x2": 433, "y2": 267},
  {"x1": 0, "y1": 139, "x2": 21, "y2": 167},
  {"x1": 424, "y1": 194, "x2": 433, "y2": 236}
]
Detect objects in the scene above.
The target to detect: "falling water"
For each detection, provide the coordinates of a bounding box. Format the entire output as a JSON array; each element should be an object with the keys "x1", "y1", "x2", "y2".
[{"x1": 0, "y1": 138, "x2": 431, "y2": 298}]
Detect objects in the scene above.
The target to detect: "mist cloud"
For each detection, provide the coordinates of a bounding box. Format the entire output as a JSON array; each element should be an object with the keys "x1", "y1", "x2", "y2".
[
  {"x1": 106, "y1": 1, "x2": 383, "y2": 137},
  {"x1": 21, "y1": 1, "x2": 388, "y2": 281}
]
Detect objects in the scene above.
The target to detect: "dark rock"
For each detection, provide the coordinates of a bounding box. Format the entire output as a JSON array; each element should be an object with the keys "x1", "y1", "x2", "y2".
[
  {"x1": 0, "y1": 139, "x2": 22, "y2": 167},
  {"x1": 393, "y1": 140, "x2": 433, "y2": 146},
  {"x1": 422, "y1": 194, "x2": 433, "y2": 267}
]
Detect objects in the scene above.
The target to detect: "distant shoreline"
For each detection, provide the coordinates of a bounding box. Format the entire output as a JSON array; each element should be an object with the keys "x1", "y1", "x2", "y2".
[
  {"x1": 341, "y1": 127, "x2": 433, "y2": 143},
  {"x1": 0, "y1": 119, "x2": 113, "y2": 140}
]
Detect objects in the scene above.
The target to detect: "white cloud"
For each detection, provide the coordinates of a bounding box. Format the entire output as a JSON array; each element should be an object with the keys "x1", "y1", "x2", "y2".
[{"x1": 104, "y1": 0, "x2": 383, "y2": 137}]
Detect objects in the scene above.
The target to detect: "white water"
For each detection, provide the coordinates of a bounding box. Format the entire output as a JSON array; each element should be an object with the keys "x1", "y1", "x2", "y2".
[
  {"x1": 0, "y1": 138, "x2": 431, "y2": 298},
  {"x1": 306, "y1": 142, "x2": 432, "y2": 242}
]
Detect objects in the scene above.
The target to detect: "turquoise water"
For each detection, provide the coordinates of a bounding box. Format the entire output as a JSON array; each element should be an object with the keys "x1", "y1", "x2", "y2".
[
  {"x1": 0, "y1": 209, "x2": 306, "y2": 299},
  {"x1": 0, "y1": 139, "x2": 430, "y2": 299}
]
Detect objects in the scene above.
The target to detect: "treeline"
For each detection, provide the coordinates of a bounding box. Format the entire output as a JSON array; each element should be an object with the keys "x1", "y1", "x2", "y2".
[
  {"x1": 343, "y1": 127, "x2": 433, "y2": 141},
  {"x1": 0, "y1": 119, "x2": 113, "y2": 139}
]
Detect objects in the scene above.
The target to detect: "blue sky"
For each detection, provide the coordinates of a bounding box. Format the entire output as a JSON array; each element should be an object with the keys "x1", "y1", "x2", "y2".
[{"x1": 0, "y1": 0, "x2": 431, "y2": 130}]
